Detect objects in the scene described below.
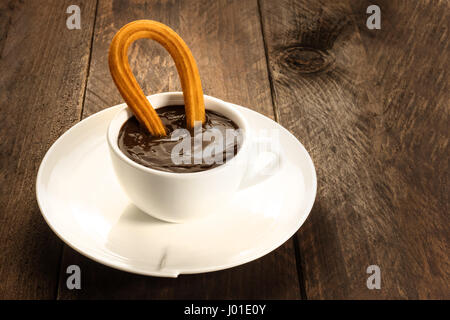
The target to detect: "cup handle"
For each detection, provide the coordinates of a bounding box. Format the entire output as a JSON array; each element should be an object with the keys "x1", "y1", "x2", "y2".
[{"x1": 239, "y1": 135, "x2": 283, "y2": 190}]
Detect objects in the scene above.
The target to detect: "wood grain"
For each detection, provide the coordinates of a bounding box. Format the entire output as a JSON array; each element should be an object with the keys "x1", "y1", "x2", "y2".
[
  {"x1": 349, "y1": 0, "x2": 449, "y2": 299},
  {"x1": 260, "y1": 0, "x2": 449, "y2": 299},
  {"x1": 0, "y1": 0, "x2": 16, "y2": 57},
  {"x1": 0, "y1": 0, "x2": 97, "y2": 299},
  {"x1": 57, "y1": 0, "x2": 300, "y2": 299}
]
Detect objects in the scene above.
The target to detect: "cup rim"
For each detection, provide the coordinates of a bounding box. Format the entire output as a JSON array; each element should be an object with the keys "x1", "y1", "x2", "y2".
[{"x1": 107, "y1": 92, "x2": 249, "y2": 178}]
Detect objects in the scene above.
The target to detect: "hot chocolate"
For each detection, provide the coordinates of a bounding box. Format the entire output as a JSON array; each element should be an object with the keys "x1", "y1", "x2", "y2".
[{"x1": 118, "y1": 105, "x2": 242, "y2": 173}]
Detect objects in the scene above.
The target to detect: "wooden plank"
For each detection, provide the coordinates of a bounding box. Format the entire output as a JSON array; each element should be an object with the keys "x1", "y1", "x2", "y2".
[
  {"x1": 259, "y1": 0, "x2": 449, "y2": 299},
  {"x1": 0, "y1": 0, "x2": 16, "y2": 56},
  {"x1": 57, "y1": 0, "x2": 300, "y2": 299},
  {"x1": 349, "y1": 0, "x2": 449, "y2": 299},
  {"x1": 0, "y1": 1, "x2": 97, "y2": 299},
  {"x1": 81, "y1": 0, "x2": 275, "y2": 118}
]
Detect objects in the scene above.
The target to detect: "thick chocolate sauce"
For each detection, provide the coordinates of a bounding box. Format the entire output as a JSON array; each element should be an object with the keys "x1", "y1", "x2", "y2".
[{"x1": 118, "y1": 105, "x2": 241, "y2": 173}]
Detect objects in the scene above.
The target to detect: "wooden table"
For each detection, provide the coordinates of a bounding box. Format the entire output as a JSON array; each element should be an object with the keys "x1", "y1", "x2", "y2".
[{"x1": 0, "y1": 0, "x2": 448, "y2": 299}]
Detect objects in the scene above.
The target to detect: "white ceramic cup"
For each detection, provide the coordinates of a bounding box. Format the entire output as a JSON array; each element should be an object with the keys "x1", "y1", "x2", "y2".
[{"x1": 107, "y1": 92, "x2": 254, "y2": 223}]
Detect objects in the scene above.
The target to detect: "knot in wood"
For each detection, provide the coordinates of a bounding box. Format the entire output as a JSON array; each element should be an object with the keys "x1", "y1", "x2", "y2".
[{"x1": 280, "y1": 46, "x2": 334, "y2": 74}]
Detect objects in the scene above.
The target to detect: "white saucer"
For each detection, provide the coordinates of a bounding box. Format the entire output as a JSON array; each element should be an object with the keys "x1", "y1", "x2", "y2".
[{"x1": 36, "y1": 102, "x2": 317, "y2": 277}]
